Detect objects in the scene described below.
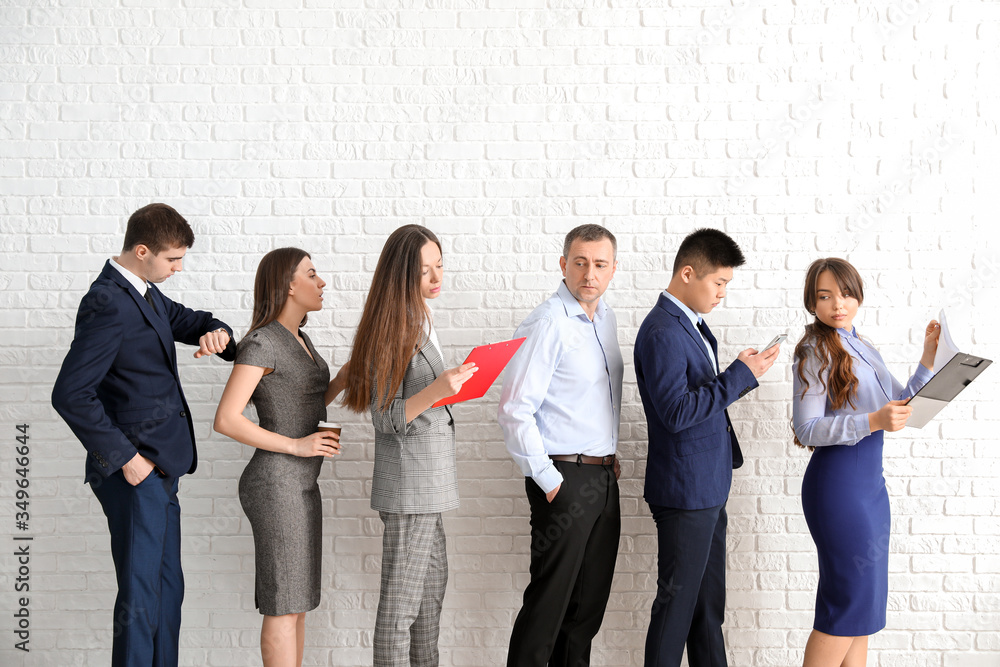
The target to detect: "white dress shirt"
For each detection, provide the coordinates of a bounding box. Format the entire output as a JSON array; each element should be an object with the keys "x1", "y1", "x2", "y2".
[
  {"x1": 423, "y1": 310, "x2": 443, "y2": 358},
  {"x1": 110, "y1": 257, "x2": 150, "y2": 296},
  {"x1": 498, "y1": 281, "x2": 624, "y2": 493}
]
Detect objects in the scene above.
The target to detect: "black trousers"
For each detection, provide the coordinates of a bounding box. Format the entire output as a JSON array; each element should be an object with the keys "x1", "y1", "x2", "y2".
[
  {"x1": 507, "y1": 460, "x2": 621, "y2": 667},
  {"x1": 644, "y1": 502, "x2": 728, "y2": 667}
]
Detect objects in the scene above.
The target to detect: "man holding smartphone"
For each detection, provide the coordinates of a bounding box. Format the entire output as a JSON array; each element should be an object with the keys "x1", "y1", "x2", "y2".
[{"x1": 634, "y1": 228, "x2": 780, "y2": 667}]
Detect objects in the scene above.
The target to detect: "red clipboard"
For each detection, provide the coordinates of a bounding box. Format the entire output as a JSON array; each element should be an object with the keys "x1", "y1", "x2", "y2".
[{"x1": 431, "y1": 337, "x2": 527, "y2": 408}]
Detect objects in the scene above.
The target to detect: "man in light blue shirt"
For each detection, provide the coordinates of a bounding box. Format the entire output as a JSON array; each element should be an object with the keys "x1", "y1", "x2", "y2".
[{"x1": 498, "y1": 224, "x2": 624, "y2": 667}]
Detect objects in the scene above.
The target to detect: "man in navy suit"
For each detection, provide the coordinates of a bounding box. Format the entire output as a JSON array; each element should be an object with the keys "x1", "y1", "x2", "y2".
[
  {"x1": 51, "y1": 204, "x2": 236, "y2": 667},
  {"x1": 634, "y1": 229, "x2": 780, "y2": 667}
]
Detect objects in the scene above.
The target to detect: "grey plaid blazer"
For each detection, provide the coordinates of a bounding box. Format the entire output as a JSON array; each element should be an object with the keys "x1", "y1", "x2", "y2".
[{"x1": 370, "y1": 338, "x2": 458, "y2": 514}]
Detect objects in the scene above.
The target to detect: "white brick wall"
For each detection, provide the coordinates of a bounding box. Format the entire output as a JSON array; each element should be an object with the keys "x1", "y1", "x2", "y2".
[{"x1": 1, "y1": 0, "x2": 999, "y2": 664}]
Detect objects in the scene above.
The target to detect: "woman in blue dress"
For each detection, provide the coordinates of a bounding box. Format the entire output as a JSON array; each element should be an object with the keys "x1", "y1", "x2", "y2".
[{"x1": 792, "y1": 257, "x2": 940, "y2": 667}]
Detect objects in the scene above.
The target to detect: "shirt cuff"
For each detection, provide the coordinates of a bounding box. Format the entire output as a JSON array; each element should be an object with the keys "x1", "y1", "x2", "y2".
[
  {"x1": 915, "y1": 362, "x2": 934, "y2": 383},
  {"x1": 853, "y1": 412, "x2": 872, "y2": 442},
  {"x1": 532, "y1": 462, "x2": 565, "y2": 494}
]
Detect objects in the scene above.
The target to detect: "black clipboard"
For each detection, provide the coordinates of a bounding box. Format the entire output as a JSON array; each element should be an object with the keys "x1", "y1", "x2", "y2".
[{"x1": 905, "y1": 353, "x2": 992, "y2": 428}]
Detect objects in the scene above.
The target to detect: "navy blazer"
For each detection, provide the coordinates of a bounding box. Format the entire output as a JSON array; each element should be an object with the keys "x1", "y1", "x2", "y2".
[
  {"x1": 634, "y1": 293, "x2": 758, "y2": 510},
  {"x1": 52, "y1": 261, "x2": 235, "y2": 480}
]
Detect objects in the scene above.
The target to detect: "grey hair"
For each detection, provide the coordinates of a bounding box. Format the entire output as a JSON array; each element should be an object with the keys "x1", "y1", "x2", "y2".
[{"x1": 562, "y1": 224, "x2": 617, "y2": 259}]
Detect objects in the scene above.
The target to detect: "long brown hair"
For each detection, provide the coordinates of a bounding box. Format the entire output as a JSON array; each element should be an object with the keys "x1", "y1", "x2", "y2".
[
  {"x1": 343, "y1": 225, "x2": 441, "y2": 413},
  {"x1": 246, "y1": 247, "x2": 310, "y2": 337},
  {"x1": 793, "y1": 258, "x2": 865, "y2": 449}
]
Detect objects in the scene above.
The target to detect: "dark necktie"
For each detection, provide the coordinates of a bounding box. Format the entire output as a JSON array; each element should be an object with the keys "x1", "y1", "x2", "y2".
[
  {"x1": 144, "y1": 288, "x2": 159, "y2": 315},
  {"x1": 697, "y1": 319, "x2": 718, "y2": 373}
]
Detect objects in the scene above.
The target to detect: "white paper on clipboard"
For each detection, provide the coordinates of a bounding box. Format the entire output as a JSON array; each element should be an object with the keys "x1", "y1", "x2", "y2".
[{"x1": 932, "y1": 308, "x2": 961, "y2": 374}]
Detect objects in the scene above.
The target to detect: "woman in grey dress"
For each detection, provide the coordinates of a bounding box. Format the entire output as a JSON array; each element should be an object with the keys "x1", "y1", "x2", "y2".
[
  {"x1": 214, "y1": 248, "x2": 348, "y2": 667},
  {"x1": 343, "y1": 225, "x2": 477, "y2": 667}
]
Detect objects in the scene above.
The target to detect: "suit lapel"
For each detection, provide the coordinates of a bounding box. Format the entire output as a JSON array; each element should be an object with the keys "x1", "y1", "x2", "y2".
[
  {"x1": 658, "y1": 294, "x2": 715, "y2": 371},
  {"x1": 417, "y1": 336, "x2": 453, "y2": 420},
  {"x1": 417, "y1": 336, "x2": 442, "y2": 375},
  {"x1": 102, "y1": 263, "x2": 177, "y2": 368}
]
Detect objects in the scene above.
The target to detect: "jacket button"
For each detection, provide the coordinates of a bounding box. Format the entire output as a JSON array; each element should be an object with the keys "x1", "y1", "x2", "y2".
[
  {"x1": 179, "y1": 411, "x2": 186, "y2": 418},
  {"x1": 727, "y1": 425, "x2": 732, "y2": 433}
]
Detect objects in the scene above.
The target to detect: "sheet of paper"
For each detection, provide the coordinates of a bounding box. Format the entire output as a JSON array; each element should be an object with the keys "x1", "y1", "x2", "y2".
[{"x1": 933, "y1": 308, "x2": 961, "y2": 374}]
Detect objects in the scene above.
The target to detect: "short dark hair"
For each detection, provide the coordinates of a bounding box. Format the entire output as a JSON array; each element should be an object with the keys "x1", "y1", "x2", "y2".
[
  {"x1": 122, "y1": 203, "x2": 195, "y2": 254},
  {"x1": 672, "y1": 228, "x2": 745, "y2": 277},
  {"x1": 563, "y1": 224, "x2": 617, "y2": 259}
]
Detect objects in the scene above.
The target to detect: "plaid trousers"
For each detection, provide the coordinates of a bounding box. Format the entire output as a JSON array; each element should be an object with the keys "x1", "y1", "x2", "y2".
[{"x1": 374, "y1": 512, "x2": 448, "y2": 667}]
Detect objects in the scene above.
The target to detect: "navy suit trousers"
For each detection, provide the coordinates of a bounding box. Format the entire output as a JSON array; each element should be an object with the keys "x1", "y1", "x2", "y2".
[
  {"x1": 644, "y1": 503, "x2": 728, "y2": 667},
  {"x1": 91, "y1": 471, "x2": 183, "y2": 667}
]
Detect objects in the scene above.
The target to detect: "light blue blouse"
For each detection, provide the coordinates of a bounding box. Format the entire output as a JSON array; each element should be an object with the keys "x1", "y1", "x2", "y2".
[{"x1": 792, "y1": 326, "x2": 933, "y2": 447}]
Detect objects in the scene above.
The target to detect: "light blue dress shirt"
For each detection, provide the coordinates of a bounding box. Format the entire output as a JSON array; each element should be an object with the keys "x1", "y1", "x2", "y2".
[
  {"x1": 662, "y1": 290, "x2": 717, "y2": 372},
  {"x1": 498, "y1": 281, "x2": 624, "y2": 493},
  {"x1": 792, "y1": 326, "x2": 933, "y2": 447}
]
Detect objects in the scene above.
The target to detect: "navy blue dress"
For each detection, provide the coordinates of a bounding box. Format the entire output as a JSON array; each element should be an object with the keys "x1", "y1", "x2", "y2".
[
  {"x1": 793, "y1": 327, "x2": 932, "y2": 636},
  {"x1": 801, "y1": 431, "x2": 889, "y2": 635}
]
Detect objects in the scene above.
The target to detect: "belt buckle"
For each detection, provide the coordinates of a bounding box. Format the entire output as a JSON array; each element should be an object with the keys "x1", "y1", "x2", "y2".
[{"x1": 602, "y1": 455, "x2": 614, "y2": 466}]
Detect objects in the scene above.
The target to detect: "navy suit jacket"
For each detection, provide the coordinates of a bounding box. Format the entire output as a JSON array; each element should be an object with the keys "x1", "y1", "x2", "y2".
[
  {"x1": 52, "y1": 261, "x2": 235, "y2": 481},
  {"x1": 634, "y1": 293, "x2": 758, "y2": 510}
]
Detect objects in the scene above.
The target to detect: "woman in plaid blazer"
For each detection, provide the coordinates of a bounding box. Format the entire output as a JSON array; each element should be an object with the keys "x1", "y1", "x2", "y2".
[{"x1": 343, "y1": 225, "x2": 477, "y2": 667}]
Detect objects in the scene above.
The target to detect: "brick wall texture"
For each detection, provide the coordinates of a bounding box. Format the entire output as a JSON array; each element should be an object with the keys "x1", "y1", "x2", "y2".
[{"x1": 1, "y1": 0, "x2": 999, "y2": 665}]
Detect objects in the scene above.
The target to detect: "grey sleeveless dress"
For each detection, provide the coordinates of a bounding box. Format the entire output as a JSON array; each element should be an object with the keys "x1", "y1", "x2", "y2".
[{"x1": 236, "y1": 320, "x2": 330, "y2": 616}]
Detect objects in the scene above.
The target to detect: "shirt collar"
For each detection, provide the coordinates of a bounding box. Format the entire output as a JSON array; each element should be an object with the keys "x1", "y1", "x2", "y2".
[
  {"x1": 835, "y1": 325, "x2": 859, "y2": 339},
  {"x1": 110, "y1": 257, "x2": 150, "y2": 296},
  {"x1": 663, "y1": 290, "x2": 703, "y2": 328},
  {"x1": 556, "y1": 280, "x2": 606, "y2": 322}
]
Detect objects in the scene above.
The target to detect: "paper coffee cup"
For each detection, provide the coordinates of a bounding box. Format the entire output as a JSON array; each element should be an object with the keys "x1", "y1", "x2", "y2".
[{"x1": 317, "y1": 421, "x2": 342, "y2": 436}]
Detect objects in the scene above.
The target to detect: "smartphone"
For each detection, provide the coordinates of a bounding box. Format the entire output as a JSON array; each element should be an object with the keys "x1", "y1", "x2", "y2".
[{"x1": 760, "y1": 334, "x2": 787, "y2": 352}]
